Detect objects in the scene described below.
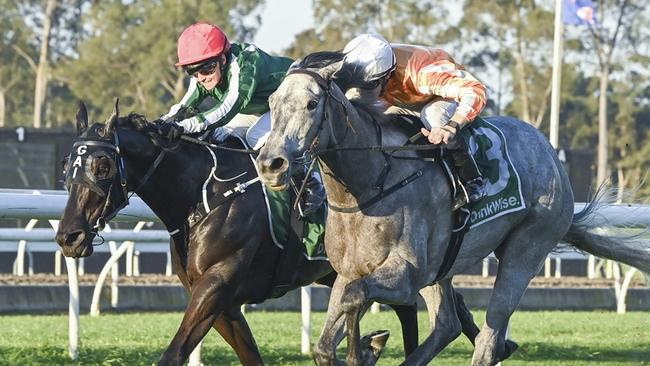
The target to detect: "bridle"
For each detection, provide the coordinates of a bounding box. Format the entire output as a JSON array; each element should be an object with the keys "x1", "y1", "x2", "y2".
[
  {"x1": 64, "y1": 129, "x2": 166, "y2": 233},
  {"x1": 283, "y1": 68, "x2": 357, "y2": 206},
  {"x1": 285, "y1": 68, "x2": 352, "y2": 160}
]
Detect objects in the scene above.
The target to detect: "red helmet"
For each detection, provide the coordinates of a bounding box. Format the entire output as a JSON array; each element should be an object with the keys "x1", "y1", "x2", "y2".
[{"x1": 175, "y1": 22, "x2": 231, "y2": 67}]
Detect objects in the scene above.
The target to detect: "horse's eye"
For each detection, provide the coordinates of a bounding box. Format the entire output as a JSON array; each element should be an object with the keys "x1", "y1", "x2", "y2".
[
  {"x1": 307, "y1": 100, "x2": 318, "y2": 111},
  {"x1": 94, "y1": 157, "x2": 111, "y2": 179}
]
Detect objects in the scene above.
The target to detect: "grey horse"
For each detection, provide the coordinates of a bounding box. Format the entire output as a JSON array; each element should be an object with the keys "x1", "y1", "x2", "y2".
[{"x1": 255, "y1": 55, "x2": 650, "y2": 366}]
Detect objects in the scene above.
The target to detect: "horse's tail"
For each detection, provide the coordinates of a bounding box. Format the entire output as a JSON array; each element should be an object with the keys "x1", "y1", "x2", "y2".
[{"x1": 562, "y1": 185, "x2": 650, "y2": 274}]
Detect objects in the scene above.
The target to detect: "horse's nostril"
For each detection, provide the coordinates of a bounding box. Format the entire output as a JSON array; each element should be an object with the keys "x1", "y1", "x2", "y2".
[
  {"x1": 269, "y1": 157, "x2": 287, "y2": 172},
  {"x1": 63, "y1": 230, "x2": 84, "y2": 247}
]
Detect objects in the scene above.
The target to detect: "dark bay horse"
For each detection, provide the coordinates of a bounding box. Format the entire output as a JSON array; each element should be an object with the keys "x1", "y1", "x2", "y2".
[
  {"x1": 55, "y1": 100, "x2": 450, "y2": 365},
  {"x1": 255, "y1": 57, "x2": 650, "y2": 365}
]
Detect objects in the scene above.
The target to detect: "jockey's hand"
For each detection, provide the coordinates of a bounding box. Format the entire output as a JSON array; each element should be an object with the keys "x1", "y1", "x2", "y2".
[
  {"x1": 158, "y1": 122, "x2": 184, "y2": 141},
  {"x1": 421, "y1": 121, "x2": 459, "y2": 145}
]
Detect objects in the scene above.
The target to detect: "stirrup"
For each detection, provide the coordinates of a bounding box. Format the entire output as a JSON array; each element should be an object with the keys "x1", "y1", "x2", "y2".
[
  {"x1": 451, "y1": 185, "x2": 469, "y2": 211},
  {"x1": 466, "y1": 178, "x2": 486, "y2": 203},
  {"x1": 297, "y1": 182, "x2": 326, "y2": 217},
  {"x1": 298, "y1": 195, "x2": 325, "y2": 217}
]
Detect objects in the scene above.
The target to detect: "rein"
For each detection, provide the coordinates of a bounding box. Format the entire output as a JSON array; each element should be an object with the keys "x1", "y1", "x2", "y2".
[{"x1": 179, "y1": 134, "x2": 258, "y2": 155}]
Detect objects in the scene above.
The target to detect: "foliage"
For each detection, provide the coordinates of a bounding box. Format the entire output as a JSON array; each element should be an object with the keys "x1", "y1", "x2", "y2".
[
  {"x1": 285, "y1": 0, "x2": 444, "y2": 59},
  {"x1": 1, "y1": 0, "x2": 650, "y2": 197},
  {"x1": 0, "y1": 0, "x2": 36, "y2": 126},
  {"x1": 454, "y1": 0, "x2": 555, "y2": 124}
]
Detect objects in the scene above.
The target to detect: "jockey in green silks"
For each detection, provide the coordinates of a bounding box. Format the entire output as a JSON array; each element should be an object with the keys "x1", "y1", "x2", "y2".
[{"x1": 159, "y1": 22, "x2": 325, "y2": 216}]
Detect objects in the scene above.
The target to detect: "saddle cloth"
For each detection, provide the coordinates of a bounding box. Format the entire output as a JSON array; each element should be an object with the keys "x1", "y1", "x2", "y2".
[
  {"x1": 260, "y1": 185, "x2": 328, "y2": 261},
  {"x1": 460, "y1": 117, "x2": 526, "y2": 228},
  {"x1": 234, "y1": 139, "x2": 327, "y2": 261}
]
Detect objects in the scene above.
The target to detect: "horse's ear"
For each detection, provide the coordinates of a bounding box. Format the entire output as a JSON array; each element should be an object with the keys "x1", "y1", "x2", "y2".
[
  {"x1": 104, "y1": 98, "x2": 119, "y2": 134},
  {"x1": 76, "y1": 100, "x2": 88, "y2": 136},
  {"x1": 318, "y1": 61, "x2": 343, "y2": 81}
]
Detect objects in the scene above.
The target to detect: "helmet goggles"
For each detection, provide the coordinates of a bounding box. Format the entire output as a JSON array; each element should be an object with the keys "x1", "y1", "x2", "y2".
[{"x1": 185, "y1": 58, "x2": 220, "y2": 77}]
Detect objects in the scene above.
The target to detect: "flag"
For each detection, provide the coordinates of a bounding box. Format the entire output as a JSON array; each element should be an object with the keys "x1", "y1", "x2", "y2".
[{"x1": 563, "y1": 0, "x2": 597, "y2": 25}]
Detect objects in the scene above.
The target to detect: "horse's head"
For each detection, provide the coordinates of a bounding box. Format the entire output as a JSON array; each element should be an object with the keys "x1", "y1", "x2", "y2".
[
  {"x1": 256, "y1": 52, "x2": 351, "y2": 190},
  {"x1": 55, "y1": 99, "x2": 159, "y2": 257}
]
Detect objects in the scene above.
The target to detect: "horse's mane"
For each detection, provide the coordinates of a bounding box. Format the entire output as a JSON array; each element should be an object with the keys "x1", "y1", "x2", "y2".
[
  {"x1": 294, "y1": 51, "x2": 344, "y2": 70},
  {"x1": 332, "y1": 62, "x2": 375, "y2": 93},
  {"x1": 116, "y1": 112, "x2": 182, "y2": 151},
  {"x1": 294, "y1": 50, "x2": 377, "y2": 94},
  {"x1": 120, "y1": 112, "x2": 150, "y2": 130}
]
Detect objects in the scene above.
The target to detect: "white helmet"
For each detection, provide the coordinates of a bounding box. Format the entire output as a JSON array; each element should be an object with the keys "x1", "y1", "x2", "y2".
[{"x1": 342, "y1": 33, "x2": 396, "y2": 82}]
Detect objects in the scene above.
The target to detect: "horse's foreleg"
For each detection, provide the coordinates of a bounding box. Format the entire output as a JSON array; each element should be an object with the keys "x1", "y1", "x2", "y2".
[
  {"x1": 158, "y1": 263, "x2": 240, "y2": 366},
  {"x1": 212, "y1": 307, "x2": 263, "y2": 366},
  {"x1": 472, "y1": 225, "x2": 555, "y2": 366},
  {"x1": 339, "y1": 256, "x2": 421, "y2": 366},
  {"x1": 314, "y1": 275, "x2": 349, "y2": 366}
]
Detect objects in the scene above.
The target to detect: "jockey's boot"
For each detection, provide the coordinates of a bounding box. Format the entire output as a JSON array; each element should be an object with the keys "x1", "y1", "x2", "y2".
[
  {"x1": 449, "y1": 139, "x2": 485, "y2": 210},
  {"x1": 292, "y1": 167, "x2": 326, "y2": 217}
]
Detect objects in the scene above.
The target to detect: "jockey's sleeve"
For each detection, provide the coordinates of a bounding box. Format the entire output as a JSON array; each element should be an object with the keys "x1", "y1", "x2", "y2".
[{"x1": 415, "y1": 60, "x2": 487, "y2": 122}]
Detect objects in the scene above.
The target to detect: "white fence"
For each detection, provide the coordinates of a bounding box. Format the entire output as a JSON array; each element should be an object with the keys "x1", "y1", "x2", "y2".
[
  {"x1": 0, "y1": 189, "x2": 647, "y2": 362},
  {"x1": 0, "y1": 189, "x2": 206, "y2": 364}
]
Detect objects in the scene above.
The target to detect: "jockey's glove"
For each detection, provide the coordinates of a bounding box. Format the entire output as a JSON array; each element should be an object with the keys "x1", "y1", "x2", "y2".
[{"x1": 159, "y1": 122, "x2": 184, "y2": 141}]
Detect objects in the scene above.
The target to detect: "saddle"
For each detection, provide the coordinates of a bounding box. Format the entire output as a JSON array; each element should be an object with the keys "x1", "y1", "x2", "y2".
[{"x1": 391, "y1": 114, "x2": 468, "y2": 208}]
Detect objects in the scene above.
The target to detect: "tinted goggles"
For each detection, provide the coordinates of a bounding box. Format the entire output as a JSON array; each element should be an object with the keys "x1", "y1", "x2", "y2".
[{"x1": 185, "y1": 59, "x2": 220, "y2": 77}]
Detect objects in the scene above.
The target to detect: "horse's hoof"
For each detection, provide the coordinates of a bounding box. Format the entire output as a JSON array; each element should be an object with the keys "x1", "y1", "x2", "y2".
[
  {"x1": 496, "y1": 339, "x2": 519, "y2": 362},
  {"x1": 360, "y1": 330, "x2": 390, "y2": 359}
]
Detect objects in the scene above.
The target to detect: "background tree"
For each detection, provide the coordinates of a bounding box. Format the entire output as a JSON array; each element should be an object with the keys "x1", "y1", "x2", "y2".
[
  {"x1": 285, "y1": 0, "x2": 444, "y2": 59},
  {"x1": 0, "y1": 0, "x2": 35, "y2": 127},
  {"x1": 450, "y1": 0, "x2": 555, "y2": 127},
  {"x1": 565, "y1": 0, "x2": 645, "y2": 185}
]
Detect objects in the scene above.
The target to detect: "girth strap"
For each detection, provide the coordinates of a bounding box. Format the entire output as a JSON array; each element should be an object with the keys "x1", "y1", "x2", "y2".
[
  {"x1": 187, "y1": 177, "x2": 260, "y2": 227},
  {"x1": 433, "y1": 207, "x2": 470, "y2": 283}
]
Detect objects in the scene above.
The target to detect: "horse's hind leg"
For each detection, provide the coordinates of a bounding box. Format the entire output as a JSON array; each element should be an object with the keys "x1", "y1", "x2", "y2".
[
  {"x1": 213, "y1": 307, "x2": 263, "y2": 366},
  {"x1": 453, "y1": 289, "x2": 518, "y2": 361},
  {"x1": 472, "y1": 222, "x2": 560, "y2": 365}
]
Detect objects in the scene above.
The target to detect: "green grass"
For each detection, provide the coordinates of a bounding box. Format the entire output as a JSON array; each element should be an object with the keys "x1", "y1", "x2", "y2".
[{"x1": 0, "y1": 311, "x2": 648, "y2": 365}]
